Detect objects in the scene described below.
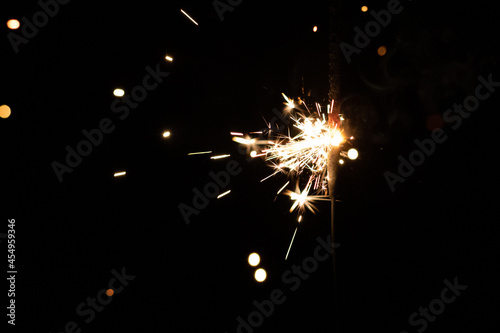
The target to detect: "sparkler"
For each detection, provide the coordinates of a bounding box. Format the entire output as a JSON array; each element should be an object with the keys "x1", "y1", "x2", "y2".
[{"x1": 233, "y1": 94, "x2": 357, "y2": 258}]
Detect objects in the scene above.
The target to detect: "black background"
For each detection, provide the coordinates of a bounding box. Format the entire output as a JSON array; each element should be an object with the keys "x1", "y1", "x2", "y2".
[{"x1": 1, "y1": 0, "x2": 499, "y2": 332}]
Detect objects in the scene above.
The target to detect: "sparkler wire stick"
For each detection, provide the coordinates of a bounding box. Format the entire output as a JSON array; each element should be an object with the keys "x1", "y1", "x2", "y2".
[{"x1": 329, "y1": 0, "x2": 343, "y2": 330}]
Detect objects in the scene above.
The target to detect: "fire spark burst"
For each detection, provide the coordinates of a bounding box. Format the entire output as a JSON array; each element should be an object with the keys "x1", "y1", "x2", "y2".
[
  {"x1": 233, "y1": 94, "x2": 357, "y2": 258},
  {"x1": 235, "y1": 94, "x2": 350, "y2": 213}
]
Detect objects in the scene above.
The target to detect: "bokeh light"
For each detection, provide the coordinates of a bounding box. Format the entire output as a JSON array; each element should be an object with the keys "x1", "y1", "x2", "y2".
[
  {"x1": 0, "y1": 105, "x2": 12, "y2": 119},
  {"x1": 7, "y1": 19, "x2": 20, "y2": 30},
  {"x1": 163, "y1": 131, "x2": 171, "y2": 138},
  {"x1": 248, "y1": 253, "x2": 260, "y2": 266},
  {"x1": 113, "y1": 89, "x2": 125, "y2": 97},
  {"x1": 377, "y1": 45, "x2": 387, "y2": 56},
  {"x1": 313, "y1": 26, "x2": 318, "y2": 32},
  {"x1": 165, "y1": 55, "x2": 173, "y2": 62},
  {"x1": 361, "y1": 6, "x2": 368, "y2": 12},
  {"x1": 254, "y1": 268, "x2": 267, "y2": 282},
  {"x1": 347, "y1": 148, "x2": 358, "y2": 160},
  {"x1": 106, "y1": 289, "x2": 114, "y2": 296}
]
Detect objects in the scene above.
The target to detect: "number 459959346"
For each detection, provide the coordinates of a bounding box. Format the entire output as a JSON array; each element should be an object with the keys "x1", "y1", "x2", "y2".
[{"x1": 7, "y1": 219, "x2": 15, "y2": 266}]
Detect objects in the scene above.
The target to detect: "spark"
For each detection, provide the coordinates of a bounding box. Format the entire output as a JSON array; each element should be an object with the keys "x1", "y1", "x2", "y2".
[
  {"x1": 285, "y1": 181, "x2": 329, "y2": 214},
  {"x1": 114, "y1": 171, "x2": 126, "y2": 177},
  {"x1": 180, "y1": 9, "x2": 199, "y2": 26},
  {"x1": 282, "y1": 93, "x2": 295, "y2": 109},
  {"x1": 231, "y1": 132, "x2": 244, "y2": 136},
  {"x1": 210, "y1": 154, "x2": 231, "y2": 160},
  {"x1": 217, "y1": 190, "x2": 231, "y2": 199},
  {"x1": 265, "y1": 110, "x2": 344, "y2": 186},
  {"x1": 232, "y1": 137, "x2": 255, "y2": 145},
  {"x1": 188, "y1": 151, "x2": 212, "y2": 155},
  {"x1": 165, "y1": 55, "x2": 174, "y2": 62},
  {"x1": 277, "y1": 181, "x2": 290, "y2": 195},
  {"x1": 235, "y1": 94, "x2": 346, "y2": 215},
  {"x1": 285, "y1": 227, "x2": 298, "y2": 260},
  {"x1": 232, "y1": 93, "x2": 357, "y2": 258},
  {"x1": 251, "y1": 152, "x2": 266, "y2": 158}
]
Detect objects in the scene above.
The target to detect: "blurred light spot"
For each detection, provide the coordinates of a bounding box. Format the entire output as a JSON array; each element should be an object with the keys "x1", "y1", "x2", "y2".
[
  {"x1": 377, "y1": 45, "x2": 387, "y2": 56},
  {"x1": 106, "y1": 289, "x2": 114, "y2": 296},
  {"x1": 361, "y1": 6, "x2": 368, "y2": 12},
  {"x1": 217, "y1": 190, "x2": 231, "y2": 199},
  {"x1": 339, "y1": 159, "x2": 344, "y2": 165},
  {"x1": 0, "y1": 105, "x2": 12, "y2": 119},
  {"x1": 426, "y1": 114, "x2": 444, "y2": 131},
  {"x1": 347, "y1": 148, "x2": 358, "y2": 160},
  {"x1": 113, "y1": 89, "x2": 125, "y2": 97},
  {"x1": 248, "y1": 253, "x2": 260, "y2": 266},
  {"x1": 165, "y1": 55, "x2": 173, "y2": 62},
  {"x1": 298, "y1": 215, "x2": 302, "y2": 223},
  {"x1": 255, "y1": 268, "x2": 267, "y2": 282},
  {"x1": 313, "y1": 26, "x2": 318, "y2": 32},
  {"x1": 250, "y1": 151, "x2": 257, "y2": 157},
  {"x1": 114, "y1": 171, "x2": 126, "y2": 177},
  {"x1": 7, "y1": 19, "x2": 20, "y2": 30},
  {"x1": 163, "y1": 131, "x2": 171, "y2": 138}
]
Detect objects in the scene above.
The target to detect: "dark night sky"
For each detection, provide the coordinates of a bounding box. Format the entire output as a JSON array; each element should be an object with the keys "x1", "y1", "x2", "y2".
[{"x1": 1, "y1": 0, "x2": 500, "y2": 332}]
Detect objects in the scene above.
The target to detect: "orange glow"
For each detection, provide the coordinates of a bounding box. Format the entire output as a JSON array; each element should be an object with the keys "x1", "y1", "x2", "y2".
[
  {"x1": 377, "y1": 45, "x2": 387, "y2": 56},
  {"x1": 106, "y1": 289, "x2": 114, "y2": 296},
  {"x1": 313, "y1": 26, "x2": 318, "y2": 32},
  {"x1": 7, "y1": 19, "x2": 20, "y2": 30},
  {"x1": 0, "y1": 105, "x2": 12, "y2": 119},
  {"x1": 361, "y1": 6, "x2": 368, "y2": 12}
]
